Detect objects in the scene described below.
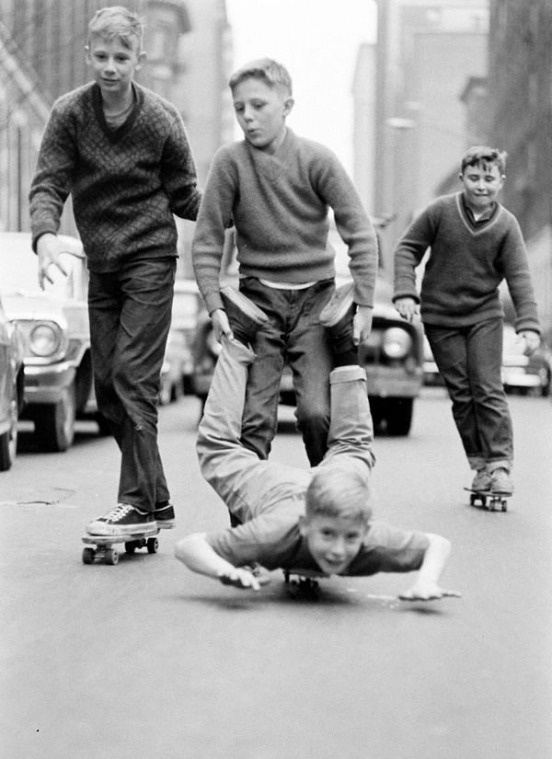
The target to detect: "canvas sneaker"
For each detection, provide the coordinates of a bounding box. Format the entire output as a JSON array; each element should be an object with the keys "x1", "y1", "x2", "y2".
[
  {"x1": 86, "y1": 503, "x2": 157, "y2": 536},
  {"x1": 220, "y1": 286, "x2": 269, "y2": 344},
  {"x1": 319, "y1": 282, "x2": 356, "y2": 328},
  {"x1": 471, "y1": 469, "x2": 492, "y2": 492},
  {"x1": 490, "y1": 467, "x2": 514, "y2": 495},
  {"x1": 154, "y1": 502, "x2": 175, "y2": 529}
]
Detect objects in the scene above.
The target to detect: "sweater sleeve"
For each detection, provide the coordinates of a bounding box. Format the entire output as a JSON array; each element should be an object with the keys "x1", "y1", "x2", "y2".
[
  {"x1": 29, "y1": 102, "x2": 77, "y2": 250},
  {"x1": 393, "y1": 202, "x2": 440, "y2": 303},
  {"x1": 160, "y1": 113, "x2": 202, "y2": 221},
  {"x1": 499, "y1": 215, "x2": 541, "y2": 334},
  {"x1": 192, "y1": 148, "x2": 238, "y2": 314}
]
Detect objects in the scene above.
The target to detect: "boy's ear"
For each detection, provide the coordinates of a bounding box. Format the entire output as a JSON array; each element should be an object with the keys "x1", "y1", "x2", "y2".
[
  {"x1": 283, "y1": 97, "x2": 295, "y2": 117},
  {"x1": 136, "y1": 50, "x2": 147, "y2": 70},
  {"x1": 298, "y1": 514, "x2": 308, "y2": 537},
  {"x1": 84, "y1": 45, "x2": 91, "y2": 65}
]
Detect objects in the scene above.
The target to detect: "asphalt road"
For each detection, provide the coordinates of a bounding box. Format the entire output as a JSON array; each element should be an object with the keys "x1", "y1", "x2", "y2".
[{"x1": 1, "y1": 389, "x2": 551, "y2": 759}]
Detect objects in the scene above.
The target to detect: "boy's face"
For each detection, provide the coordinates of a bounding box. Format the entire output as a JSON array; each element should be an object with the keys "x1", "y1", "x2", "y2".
[
  {"x1": 460, "y1": 162, "x2": 505, "y2": 213},
  {"x1": 232, "y1": 77, "x2": 294, "y2": 154},
  {"x1": 300, "y1": 514, "x2": 368, "y2": 575},
  {"x1": 85, "y1": 35, "x2": 145, "y2": 99}
]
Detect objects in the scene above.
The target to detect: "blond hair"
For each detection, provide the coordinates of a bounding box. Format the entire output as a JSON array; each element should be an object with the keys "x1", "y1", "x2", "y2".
[
  {"x1": 88, "y1": 6, "x2": 144, "y2": 50},
  {"x1": 229, "y1": 58, "x2": 292, "y2": 96},
  {"x1": 461, "y1": 146, "x2": 507, "y2": 175},
  {"x1": 305, "y1": 464, "x2": 372, "y2": 524}
]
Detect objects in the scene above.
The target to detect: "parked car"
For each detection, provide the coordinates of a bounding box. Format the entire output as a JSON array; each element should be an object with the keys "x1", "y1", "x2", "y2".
[
  {"x1": 0, "y1": 294, "x2": 25, "y2": 470},
  {"x1": 0, "y1": 232, "x2": 95, "y2": 452},
  {"x1": 192, "y1": 228, "x2": 424, "y2": 435},
  {"x1": 423, "y1": 323, "x2": 552, "y2": 397},
  {"x1": 159, "y1": 279, "x2": 202, "y2": 405}
]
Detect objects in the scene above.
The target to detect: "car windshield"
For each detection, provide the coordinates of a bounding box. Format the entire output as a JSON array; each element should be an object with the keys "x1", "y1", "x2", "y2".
[{"x1": 0, "y1": 248, "x2": 82, "y2": 300}]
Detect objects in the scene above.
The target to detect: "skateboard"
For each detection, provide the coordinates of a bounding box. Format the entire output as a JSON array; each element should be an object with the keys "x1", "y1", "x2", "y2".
[
  {"x1": 283, "y1": 568, "x2": 329, "y2": 597},
  {"x1": 464, "y1": 488, "x2": 509, "y2": 512},
  {"x1": 81, "y1": 528, "x2": 160, "y2": 565}
]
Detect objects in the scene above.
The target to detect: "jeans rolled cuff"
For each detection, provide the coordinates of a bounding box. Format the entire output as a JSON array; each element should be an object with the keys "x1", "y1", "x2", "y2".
[
  {"x1": 487, "y1": 459, "x2": 512, "y2": 473},
  {"x1": 329, "y1": 366, "x2": 366, "y2": 384}
]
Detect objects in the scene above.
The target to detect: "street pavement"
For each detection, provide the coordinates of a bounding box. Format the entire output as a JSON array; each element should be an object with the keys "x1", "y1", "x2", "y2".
[{"x1": 1, "y1": 389, "x2": 551, "y2": 759}]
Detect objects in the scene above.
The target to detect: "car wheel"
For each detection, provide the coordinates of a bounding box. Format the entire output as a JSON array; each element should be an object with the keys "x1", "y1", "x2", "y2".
[
  {"x1": 34, "y1": 382, "x2": 77, "y2": 452},
  {"x1": 383, "y1": 398, "x2": 414, "y2": 436},
  {"x1": 0, "y1": 379, "x2": 19, "y2": 471}
]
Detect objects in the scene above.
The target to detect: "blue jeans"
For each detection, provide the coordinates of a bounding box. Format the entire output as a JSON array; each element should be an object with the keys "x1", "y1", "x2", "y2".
[
  {"x1": 425, "y1": 318, "x2": 513, "y2": 470},
  {"x1": 196, "y1": 338, "x2": 374, "y2": 525},
  {"x1": 238, "y1": 277, "x2": 335, "y2": 466},
  {"x1": 88, "y1": 259, "x2": 176, "y2": 512}
]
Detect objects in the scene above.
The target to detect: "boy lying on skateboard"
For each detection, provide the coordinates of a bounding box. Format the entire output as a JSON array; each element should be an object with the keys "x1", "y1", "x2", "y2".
[{"x1": 175, "y1": 288, "x2": 460, "y2": 601}]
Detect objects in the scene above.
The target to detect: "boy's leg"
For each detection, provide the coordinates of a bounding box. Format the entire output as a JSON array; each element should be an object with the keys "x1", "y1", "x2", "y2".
[{"x1": 86, "y1": 261, "x2": 174, "y2": 534}]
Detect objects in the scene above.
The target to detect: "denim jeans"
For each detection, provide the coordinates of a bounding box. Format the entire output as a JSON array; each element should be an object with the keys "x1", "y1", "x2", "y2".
[
  {"x1": 425, "y1": 318, "x2": 513, "y2": 469},
  {"x1": 238, "y1": 277, "x2": 335, "y2": 466},
  {"x1": 88, "y1": 259, "x2": 176, "y2": 512},
  {"x1": 196, "y1": 338, "x2": 374, "y2": 525}
]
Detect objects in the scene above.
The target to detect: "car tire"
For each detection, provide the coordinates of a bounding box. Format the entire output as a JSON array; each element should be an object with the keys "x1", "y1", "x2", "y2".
[
  {"x1": 383, "y1": 398, "x2": 414, "y2": 436},
  {"x1": 34, "y1": 382, "x2": 77, "y2": 452},
  {"x1": 0, "y1": 379, "x2": 19, "y2": 471}
]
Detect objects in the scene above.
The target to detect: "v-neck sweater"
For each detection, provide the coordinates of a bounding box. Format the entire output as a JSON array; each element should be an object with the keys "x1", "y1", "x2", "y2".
[
  {"x1": 192, "y1": 129, "x2": 378, "y2": 315},
  {"x1": 30, "y1": 82, "x2": 201, "y2": 272},
  {"x1": 393, "y1": 193, "x2": 540, "y2": 333}
]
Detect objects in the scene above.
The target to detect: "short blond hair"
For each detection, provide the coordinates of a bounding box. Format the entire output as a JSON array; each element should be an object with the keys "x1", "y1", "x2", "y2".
[
  {"x1": 461, "y1": 146, "x2": 507, "y2": 175},
  {"x1": 305, "y1": 464, "x2": 372, "y2": 524},
  {"x1": 229, "y1": 58, "x2": 292, "y2": 96},
  {"x1": 88, "y1": 6, "x2": 144, "y2": 50}
]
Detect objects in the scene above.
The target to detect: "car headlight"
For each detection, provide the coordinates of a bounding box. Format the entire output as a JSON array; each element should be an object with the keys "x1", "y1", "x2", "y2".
[
  {"x1": 29, "y1": 323, "x2": 63, "y2": 357},
  {"x1": 382, "y1": 327, "x2": 412, "y2": 359}
]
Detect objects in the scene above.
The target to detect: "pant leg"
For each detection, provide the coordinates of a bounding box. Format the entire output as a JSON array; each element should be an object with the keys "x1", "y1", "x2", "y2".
[
  {"x1": 88, "y1": 260, "x2": 174, "y2": 512},
  {"x1": 197, "y1": 337, "x2": 309, "y2": 524}
]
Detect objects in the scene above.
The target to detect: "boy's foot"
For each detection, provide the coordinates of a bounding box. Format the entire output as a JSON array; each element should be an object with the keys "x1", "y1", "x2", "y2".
[
  {"x1": 471, "y1": 469, "x2": 492, "y2": 492},
  {"x1": 154, "y1": 502, "x2": 175, "y2": 529},
  {"x1": 490, "y1": 467, "x2": 514, "y2": 495},
  {"x1": 86, "y1": 504, "x2": 157, "y2": 536},
  {"x1": 220, "y1": 286, "x2": 269, "y2": 344},
  {"x1": 319, "y1": 282, "x2": 355, "y2": 327}
]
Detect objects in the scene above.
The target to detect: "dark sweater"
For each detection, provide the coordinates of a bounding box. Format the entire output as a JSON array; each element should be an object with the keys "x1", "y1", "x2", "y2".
[
  {"x1": 192, "y1": 129, "x2": 378, "y2": 315},
  {"x1": 29, "y1": 82, "x2": 201, "y2": 272},
  {"x1": 393, "y1": 193, "x2": 540, "y2": 333}
]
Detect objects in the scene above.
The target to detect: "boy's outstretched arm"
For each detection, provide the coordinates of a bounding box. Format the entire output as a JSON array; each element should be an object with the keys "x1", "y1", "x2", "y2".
[
  {"x1": 399, "y1": 533, "x2": 461, "y2": 602},
  {"x1": 175, "y1": 533, "x2": 261, "y2": 591}
]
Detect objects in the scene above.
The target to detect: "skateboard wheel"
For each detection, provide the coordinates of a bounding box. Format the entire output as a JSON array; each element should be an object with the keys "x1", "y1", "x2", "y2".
[
  {"x1": 82, "y1": 547, "x2": 95, "y2": 565},
  {"x1": 104, "y1": 548, "x2": 119, "y2": 565},
  {"x1": 125, "y1": 540, "x2": 137, "y2": 554},
  {"x1": 147, "y1": 537, "x2": 159, "y2": 554}
]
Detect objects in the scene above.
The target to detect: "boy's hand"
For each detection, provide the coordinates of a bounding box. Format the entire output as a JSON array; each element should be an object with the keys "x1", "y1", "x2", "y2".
[
  {"x1": 36, "y1": 233, "x2": 68, "y2": 289},
  {"x1": 354, "y1": 305, "x2": 373, "y2": 345},
  {"x1": 218, "y1": 568, "x2": 261, "y2": 591},
  {"x1": 211, "y1": 309, "x2": 233, "y2": 342},
  {"x1": 394, "y1": 297, "x2": 419, "y2": 322},
  {"x1": 518, "y1": 330, "x2": 540, "y2": 357},
  {"x1": 398, "y1": 581, "x2": 461, "y2": 602}
]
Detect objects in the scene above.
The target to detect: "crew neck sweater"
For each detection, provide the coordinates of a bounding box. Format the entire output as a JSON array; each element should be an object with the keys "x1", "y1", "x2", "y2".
[
  {"x1": 30, "y1": 82, "x2": 201, "y2": 273},
  {"x1": 393, "y1": 193, "x2": 540, "y2": 333},
  {"x1": 192, "y1": 129, "x2": 378, "y2": 315}
]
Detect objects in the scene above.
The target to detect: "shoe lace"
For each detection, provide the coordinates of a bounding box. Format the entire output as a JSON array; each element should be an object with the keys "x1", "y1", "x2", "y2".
[{"x1": 105, "y1": 503, "x2": 135, "y2": 522}]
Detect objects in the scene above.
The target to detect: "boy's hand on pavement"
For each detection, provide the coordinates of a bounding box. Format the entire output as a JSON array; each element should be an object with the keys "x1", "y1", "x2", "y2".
[
  {"x1": 394, "y1": 297, "x2": 419, "y2": 322},
  {"x1": 354, "y1": 306, "x2": 373, "y2": 346},
  {"x1": 518, "y1": 330, "x2": 540, "y2": 357},
  {"x1": 36, "y1": 233, "x2": 68, "y2": 290},
  {"x1": 212, "y1": 309, "x2": 233, "y2": 342},
  {"x1": 218, "y1": 568, "x2": 261, "y2": 591},
  {"x1": 398, "y1": 581, "x2": 461, "y2": 602}
]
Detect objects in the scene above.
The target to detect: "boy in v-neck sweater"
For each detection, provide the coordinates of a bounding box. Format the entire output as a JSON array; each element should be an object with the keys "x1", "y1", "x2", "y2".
[
  {"x1": 393, "y1": 146, "x2": 540, "y2": 496},
  {"x1": 29, "y1": 7, "x2": 201, "y2": 537}
]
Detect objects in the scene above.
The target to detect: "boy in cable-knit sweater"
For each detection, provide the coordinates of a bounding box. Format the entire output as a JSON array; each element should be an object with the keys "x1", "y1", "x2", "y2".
[
  {"x1": 192, "y1": 58, "x2": 378, "y2": 472},
  {"x1": 393, "y1": 146, "x2": 540, "y2": 496},
  {"x1": 29, "y1": 7, "x2": 201, "y2": 537}
]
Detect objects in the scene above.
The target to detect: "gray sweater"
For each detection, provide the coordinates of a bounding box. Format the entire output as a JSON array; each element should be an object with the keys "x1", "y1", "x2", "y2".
[{"x1": 192, "y1": 129, "x2": 378, "y2": 315}]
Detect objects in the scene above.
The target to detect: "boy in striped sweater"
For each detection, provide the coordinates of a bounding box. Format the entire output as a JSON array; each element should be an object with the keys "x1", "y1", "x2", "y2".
[{"x1": 393, "y1": 146, "x2": 540, "y2": 496}]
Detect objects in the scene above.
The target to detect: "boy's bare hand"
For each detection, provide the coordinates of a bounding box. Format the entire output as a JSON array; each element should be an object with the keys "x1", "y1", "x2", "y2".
[
  {"x1": 518, "y1": 330, "x2": 540, "y2": 357},
  {"x1": 354, "y1": 305, "x2": 373, "y2": 345},
  {"x1": 399, "y1": 582, "x2": 461, "y2": 602},
  {"x1": 212, "y1": 309, "x2": 233, "y2": 342},
  {"x1": 394, "y1": 297, "x2": 419, "y2": 322},
  {"x1": 218, "y1": 568, "x2": 261, "y2": 591},
  {"x1": 36, "y1": 233, "x2": 68, "y2": 289}
]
